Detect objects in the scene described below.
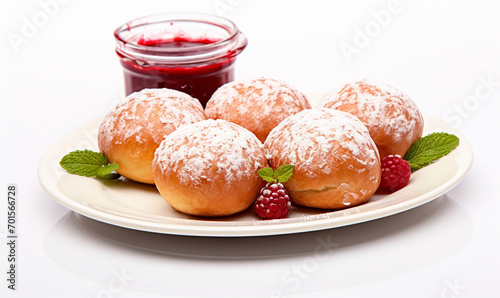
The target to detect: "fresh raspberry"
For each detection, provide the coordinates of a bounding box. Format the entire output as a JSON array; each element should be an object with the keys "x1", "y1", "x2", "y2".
[
  {"x1": 380, "y1": 155, "x2": 411, "y2": 192},
  {"x1": 254, "y1": 182, "x2": 292, "y2": 220}
]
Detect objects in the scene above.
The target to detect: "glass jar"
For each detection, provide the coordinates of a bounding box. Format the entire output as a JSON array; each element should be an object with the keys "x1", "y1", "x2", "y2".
[{"x1": 114, "y1": 13, "x2": 248, "y2": 107}]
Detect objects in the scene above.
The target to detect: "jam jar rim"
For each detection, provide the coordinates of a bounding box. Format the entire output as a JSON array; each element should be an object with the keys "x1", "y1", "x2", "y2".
[{"x1": 114, "y1": 12, "x2": 247, "y2": 66}]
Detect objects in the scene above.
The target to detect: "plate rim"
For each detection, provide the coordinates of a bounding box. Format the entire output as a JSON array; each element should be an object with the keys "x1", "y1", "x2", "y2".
[{"x1": 38, "y1": 113, "x2": 473, "y2": 237}]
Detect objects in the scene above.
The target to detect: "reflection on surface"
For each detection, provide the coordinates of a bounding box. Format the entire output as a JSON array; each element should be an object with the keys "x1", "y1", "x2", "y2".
[{"x1": 43, "y1": 196, "x2": 473, "y2": 296}]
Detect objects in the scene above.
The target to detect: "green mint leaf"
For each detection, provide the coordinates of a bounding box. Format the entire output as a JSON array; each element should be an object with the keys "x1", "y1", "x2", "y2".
[
  {"x1": 60, "y1": 150, "x2": 120, "y2": 180},
  {"x1": 60, "y1": 150, "x2": 108, "y2": 177},
  {"x1": 96, "y1": 163, "x2": 120, "y2": 180},
  {"x1": 257, "y1": 167, "x2": 275, "y2": 183},
  {"x1": 274, "y1": 164, "x2": 294, "y2": 183},
  {"x1": 403, "y1": 132, "x2": 460, "y2": 171}
]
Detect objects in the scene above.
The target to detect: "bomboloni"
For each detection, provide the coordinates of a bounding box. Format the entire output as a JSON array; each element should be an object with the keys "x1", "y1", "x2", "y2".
[
  {"x1": 97, "y1": 88, "x2": 207, "y2": 184},
  {"x1": 205, "y1": 77, "x2": 311, "y2": 143},
  {"x1": 319, "y1": 80, "x2": 424, "y2": 159},
  {"x1": 264, "y1": 108, "x2": 381, "y2": 209},
  {"x1": 152, "y1": 119, "x2": 268, "y2": 217}
]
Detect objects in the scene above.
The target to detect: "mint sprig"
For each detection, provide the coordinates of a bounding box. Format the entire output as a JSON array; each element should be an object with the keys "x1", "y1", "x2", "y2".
[
  {"x1": 258, "y1": 164, "x2": 294, "y2": 183},
  {"x1": 403, "y1": 132, "x2": 459, "y2": 171},
  {"x1": 60, "y1": 150, "x2": 120, "y2": 180}
]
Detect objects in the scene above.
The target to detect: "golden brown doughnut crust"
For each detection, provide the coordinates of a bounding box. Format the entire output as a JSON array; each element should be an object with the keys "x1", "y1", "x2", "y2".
[
  {"x1": 264, "y1": 108, "x2": 381, "y2": 209},
  {"x1": 319, "y1": 80, "x2": 424, "y2": 159},
  {"x1": 152, "y1": 119, "x2": 268, "y2": 217},
  {"x1": 98, "y1": 88, "x2": 207, "y2": 184},
  {"x1": 205, "y1": 77, "x2": 311, "y2": 143}
]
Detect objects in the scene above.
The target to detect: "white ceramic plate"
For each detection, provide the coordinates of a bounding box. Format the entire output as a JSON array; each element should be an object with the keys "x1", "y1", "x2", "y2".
[{"x1": 38, "y1": 113, "x2": 473, "y2": 237}]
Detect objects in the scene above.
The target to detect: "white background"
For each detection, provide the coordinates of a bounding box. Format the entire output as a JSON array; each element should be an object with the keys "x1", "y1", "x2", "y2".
[{"x1": 1, "y1": 0, "x2": 500, "y2": 297}]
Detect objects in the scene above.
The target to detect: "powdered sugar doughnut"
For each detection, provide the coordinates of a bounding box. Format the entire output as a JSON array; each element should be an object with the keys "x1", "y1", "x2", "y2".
[
  {"x1": 205, "y1": 77, "x2": 311, "y2": 143},
  {"x1": 98, "y1": 88, "x2": 207, "y2": 184},
  {"x1": 319, "y1": 80, "x2": 424, "y2": 159},
  {"x1": 264, "y1": 108, "x2": 381, "y2": 209},
  {"x1": 152, "y1": 119, "x2": 268, "y2": 217}
]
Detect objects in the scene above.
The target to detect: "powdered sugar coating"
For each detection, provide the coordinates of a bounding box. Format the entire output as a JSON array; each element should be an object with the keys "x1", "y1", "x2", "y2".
[
  {"x1": 264, "y1": 108, "x2": 380, "y2": 178},
  {"x1": 153, "y1": 119, "x2": 268, "y2": 187},
  {"x1": 205, "y1": 77, "x2": 311, "y2": 142},
  {"x1": 98, "y1": 88, "x2": 207, "y2": 152},
  {"x1": 319, "y1": 80, "x2": 423, "y2": 145}
]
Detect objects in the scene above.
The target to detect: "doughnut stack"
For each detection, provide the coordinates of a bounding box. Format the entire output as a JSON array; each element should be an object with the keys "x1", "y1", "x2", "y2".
[{"x1": 97, "y1": 78, "x2": 424, "y2": 217}]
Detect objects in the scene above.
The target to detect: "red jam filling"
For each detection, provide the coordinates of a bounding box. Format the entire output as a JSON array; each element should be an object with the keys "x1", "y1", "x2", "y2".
[{"x1": 119, "y1": 36, "x2": 235, "y2": 107}]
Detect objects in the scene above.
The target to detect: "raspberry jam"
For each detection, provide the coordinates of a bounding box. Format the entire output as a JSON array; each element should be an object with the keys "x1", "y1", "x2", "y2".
[{"x1": 114, "y1": 13, "x2": 247, "y2": 106}]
